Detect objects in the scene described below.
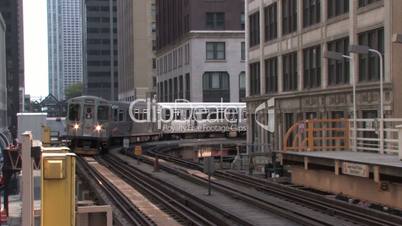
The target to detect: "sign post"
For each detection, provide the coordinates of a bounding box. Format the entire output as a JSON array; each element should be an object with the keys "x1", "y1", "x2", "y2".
[
  {"x1": 203, "y1": 157, "x2": 215, "y2": 196},
  {"x1": 134, "y1": 145, "x2": 142, "y2": 165},
  {"x1": 123, "y1": 138, "x2": 129, "y2": 152}
]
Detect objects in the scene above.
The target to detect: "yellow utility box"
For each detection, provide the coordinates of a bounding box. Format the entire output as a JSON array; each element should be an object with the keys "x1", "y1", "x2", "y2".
[{"x1": 41, "y1": 151, "x2": 76, "y2": 226}]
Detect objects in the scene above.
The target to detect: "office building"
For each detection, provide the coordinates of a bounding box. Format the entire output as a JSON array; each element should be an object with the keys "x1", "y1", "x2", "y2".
[
  {"x1": 83, "y1": 0, "x2": 118, "y2": 100},
  {"x1": 246, "y1": 0, "x2": 402, "y2": 150},
  {"x1": 0, "y1": 0, "x2": 25, "y2": 139},
  {"x1": 48, "y1": 0, "x2": 83, "y2": 100},
  {"x1": 156, "y1": 0, "x2": 245, "y2": 102},
  {"x1": 117, "y1": 0, "x2": 155, "y2": 101}
]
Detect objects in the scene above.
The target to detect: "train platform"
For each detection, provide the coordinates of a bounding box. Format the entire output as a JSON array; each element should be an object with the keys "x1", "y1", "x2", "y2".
[
  {"x1": 109, "y1": 149, "x2": 364, "y2": 226},
  {"x1": 281, "y1": 150, "x2": 402, "y2": 209}
]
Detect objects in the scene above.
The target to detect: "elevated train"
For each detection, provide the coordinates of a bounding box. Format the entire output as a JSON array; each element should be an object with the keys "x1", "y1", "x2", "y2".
[{"x1": 66, "y1": 96, "x2": 247, "y2": 154}]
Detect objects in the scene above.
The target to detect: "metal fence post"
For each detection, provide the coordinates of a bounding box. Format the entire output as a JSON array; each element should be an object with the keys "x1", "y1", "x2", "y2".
[
  {"x1": 397, "y1": 125, "x2": 402, "y2": 160},
  {"x1": 22, "y1": 131, "x2": 33, "y2": 226}
]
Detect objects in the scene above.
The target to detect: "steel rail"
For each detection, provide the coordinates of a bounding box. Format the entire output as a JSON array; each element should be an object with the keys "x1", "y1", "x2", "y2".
[
  {"x1": 103, "y1": 154, "x2": 254, "y2": 226},
  {"x1": 76, "y1": 156, "x2": 156, "y2": 226},
  {"x1": 145, "y1": 146, "x2": 402, "y2": 226},
  {"x1": 96, "y1": 155, "x2": 216, "y2": 226}
]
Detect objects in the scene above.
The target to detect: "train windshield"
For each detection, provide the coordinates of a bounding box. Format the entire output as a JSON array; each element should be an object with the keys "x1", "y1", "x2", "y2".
[
  {"x1": 68, "y1": 104, "x2": 80, "y2": 121},
  {"x1": 97, "y1": 106, "x2": 110, "y2": 121}
]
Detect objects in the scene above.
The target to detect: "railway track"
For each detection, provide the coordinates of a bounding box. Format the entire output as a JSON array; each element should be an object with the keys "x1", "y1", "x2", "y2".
[
  {"x1": 141, "y1": 146, "x2": 402, "y2": 226},
  {"x1": 76, "y1": 156, "x2": 156, "y2": 226},
  {"x1": 99, "y1": 154, "x2": 254, "y2": 226}
]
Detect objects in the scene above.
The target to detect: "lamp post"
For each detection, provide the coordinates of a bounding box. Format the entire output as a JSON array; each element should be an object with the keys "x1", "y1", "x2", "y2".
[
  {"x1": 324, "y1": 51, "x2": 357, "y2": 152},
  {"x1": 349, "y1": 45, "x2": 384, "y2": 154}
]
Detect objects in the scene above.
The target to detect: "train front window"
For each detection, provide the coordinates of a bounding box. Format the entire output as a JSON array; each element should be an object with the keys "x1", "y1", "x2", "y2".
[
  {"x1": 98, "y1": 106, "x2": 110, "y2": 121},
  {"x1": 68, "y1": 104, "x2": 80, "y2": 121}
]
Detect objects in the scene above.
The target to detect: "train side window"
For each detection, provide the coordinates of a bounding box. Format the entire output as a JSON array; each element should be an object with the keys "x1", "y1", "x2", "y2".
[
  {"x1": 98, "y1": 106, "x2": 110, "y2": 121},
  {"x1": 68, "y1": 104, "x2": 80, "y2": 121}
]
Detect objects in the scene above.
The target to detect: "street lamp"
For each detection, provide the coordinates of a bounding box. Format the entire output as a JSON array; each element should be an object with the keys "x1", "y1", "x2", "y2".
[
  {"x1": 349, "y1": 45, "x2": 384, "y2": 154},
  {"x1": 392, "y1": 34, "x2": 402, "y2": 44},
  {"x1": 323, "y1": 51, "x2": 357, "y2": 152}
]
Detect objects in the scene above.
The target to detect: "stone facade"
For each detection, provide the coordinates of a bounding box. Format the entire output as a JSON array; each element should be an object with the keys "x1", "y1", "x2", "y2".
[{"x1": 246, "y1": 0, "x2": 402, "y2": 150}]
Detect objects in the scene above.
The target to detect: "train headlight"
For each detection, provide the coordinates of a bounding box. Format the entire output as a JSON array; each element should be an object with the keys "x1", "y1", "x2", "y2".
[
  {"x1": 95, "y1": 125, "x2": 102, "y2": 132},
  {"x1": 73, "y1": 124, "x2": 80, "y2": 130}
]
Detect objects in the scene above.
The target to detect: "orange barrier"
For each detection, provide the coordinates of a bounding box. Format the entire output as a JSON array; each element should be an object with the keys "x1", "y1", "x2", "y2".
[{"x1": 283, "y1": 118, "x2": 350, "y2": 152}]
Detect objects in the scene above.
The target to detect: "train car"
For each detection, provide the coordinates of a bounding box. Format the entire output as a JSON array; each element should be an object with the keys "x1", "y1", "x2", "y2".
[
  {"x1": 66, "y1": 96, "x2": 114, "y2": 154},
  {"x1": 66, "y1": 95, "x2": 247, "y2": 155},
  {"x1": 157, "y1": 102, "x2": 247, "y2": 138}
]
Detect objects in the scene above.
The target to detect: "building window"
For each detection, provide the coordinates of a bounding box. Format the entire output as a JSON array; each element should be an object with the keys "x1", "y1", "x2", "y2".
[
  {"x1": 249, "y1": 62, "x2": 261, "y2": 95},
  {"x1": 265, "y1": 57, "x2": 278, "y2": 93},
  {"x1": 206, "y1": 12, "x2": 225, "y2": 30},
  {"x1": 282, "y1": 0, "x2": 297, "y2": 35},
  {"x1": 164, "y1": 80, "x2": 168, "y2": 102},
  {"x1": 241, "y1": 12, "x2": 245, "y2": 30},
  {"x1": 185, "y1": 73, "x2": 190, "y2": 100},
  {"x1": 265, "y1": 2, "x2": 278, "y2": 41},
  {"x1": 249, "y1": 11, "x2": 260, "y2": 47},
  {"x1": 327, "y1": 0, "x2": 349, "y2": 19},
  {"x1": 179, "y1": 76, "x2": 184, "y2": 99},
  {"x1": 159, "y1": 83, "x2": 163, "y2": 102},
  {"x1": 358, "y1": 0, "x2": 380, "y2": 8},
  {"x1": 303, "y1": 45, "x2": 321, "y2": 89},
  {"x1": 241, "y1": 42, "x2": 245, "y2": 61},
  {"x1": 358, "y1": 27, "x2": 384, "y2": 82},
  {"x1": 168, "y1": 79, "x2": 173, "y2": 102},
  {"x1": 206, "y1": 42, "x2": 225, "y2": 60},
  {"x1": 283, "y1": 52, "x2": 298, "y2": 91},
  {"x1": 303, "y1": 0, "x2": 321, "y2": 28},
  {"x1": 239, "y1": 72, "x2": 246, "y2": 101},
  {"x1": 327, "y1": 37, "x2": 349, "y2": 86},
  {"x1": 173, "y1": 77, "x2": 178, "y2": 100},
  {"x1": 203, "y1": 72, "x2": 230, "y2": 102}
]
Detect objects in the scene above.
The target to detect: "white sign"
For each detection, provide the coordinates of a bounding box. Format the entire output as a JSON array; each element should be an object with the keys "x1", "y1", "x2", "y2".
[
  {"x1": 342, "y1": 162, "x2": 369, "y2": 178},
  {"x1": 123, "y1": 138, "x2": 129, "y2": 149}
]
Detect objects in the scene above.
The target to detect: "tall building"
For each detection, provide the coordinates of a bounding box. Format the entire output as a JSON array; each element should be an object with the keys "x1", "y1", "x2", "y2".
[
  {"x1": 246, "y1": 0, "x2": 402, "y2": 150},
  {"x1": 83, "y1": 0, "x2": 118, "y2": 100},
  {"x1": 117, "y1": 0, "x2": 155, "y2": 101},
  {"x1": 48, "y1": 0, "x2": 83, "y2": 100},
  {"x1": 0, "y1": 0, "x2": 25, "y2": 139},
  {"x1": 155, "y1": 0, "x2": 245, "y2": 103},
  {"x1": 0, "y1": 13, "x2": 10, "y2": 147}
]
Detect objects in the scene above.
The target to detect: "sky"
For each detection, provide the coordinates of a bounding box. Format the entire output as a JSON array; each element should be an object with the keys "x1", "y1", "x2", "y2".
[{"x1": 23, "y1": 0, "x2": 48, "y2": 99}]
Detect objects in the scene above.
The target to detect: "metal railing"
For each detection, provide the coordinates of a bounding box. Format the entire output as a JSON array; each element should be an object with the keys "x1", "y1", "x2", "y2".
[
  {"x1": 350, "y1": 118, "x2": 402, "y2": 155},
  {"x1": 283, "y1": 119, "x2": 350, "y2": 152},
  {"x1": 283, "y1": 118, "x2": 402, "y2": 155}
]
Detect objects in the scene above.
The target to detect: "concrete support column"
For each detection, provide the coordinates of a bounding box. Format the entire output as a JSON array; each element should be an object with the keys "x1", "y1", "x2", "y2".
[
  {"x1": 384, "y1": 0, "x2": 391, "y2": 83},
  {"x1": 260, "y1": 1, "x2": 266, "y2": 95},
  {"x1": 245, "y1": 0, "x2": 250, "y2": 97},
  {"x1": 277, "y1": 0, "x2": 283, "y2": 93},
  {"x1": 321, "y1": 0, "x2": 328, "y2": 89},
  {"x1": 297, "y1": 0, "x2": 303, "y2": 92},
  {"x1": 349, "y1": 0, "x2": 358, "y2": 86}
]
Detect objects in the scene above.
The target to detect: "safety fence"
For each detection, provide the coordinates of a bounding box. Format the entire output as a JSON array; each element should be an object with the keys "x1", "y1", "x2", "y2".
[{"x1": 283, "y1": 118, "x2": 402, "y2": 155}]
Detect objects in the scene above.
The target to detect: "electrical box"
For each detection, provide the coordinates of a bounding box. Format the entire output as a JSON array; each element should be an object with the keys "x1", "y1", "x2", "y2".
[{"x1": 41, "y1": 151, "x2": 76, "y2": 226}]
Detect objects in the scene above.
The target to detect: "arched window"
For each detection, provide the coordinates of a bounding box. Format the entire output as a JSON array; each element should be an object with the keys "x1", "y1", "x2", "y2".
[
  {"x1": 202, "y1": 72, "x2": 230, "y2": 102},
  {"x1": 239, "y1": 72, "x2": 245, "y2": 101}
]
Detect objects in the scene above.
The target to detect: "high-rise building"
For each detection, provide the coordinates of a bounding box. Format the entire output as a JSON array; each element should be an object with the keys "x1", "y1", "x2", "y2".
[
  {"x1": 246, "y1": 0, "x2": 402, "y2": 150},
  {"x1": 155, "y1": 0, "x2": 245, "y2": 103},
  {"x1": 116, "y1": 0, "x2": 155, "y2": 101},
  {"x1": 48, "y1": 0, "x2": 83, "y2": 100},
  {"x1": 0, "y1": 13, "x2": 10, "y2": 147},
  {"x1": 82, "y1": 0, "x2": 118, "y2": 100},
  {"x1": 0, "y1": 0, "x2": 25, "y2": 139}
]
